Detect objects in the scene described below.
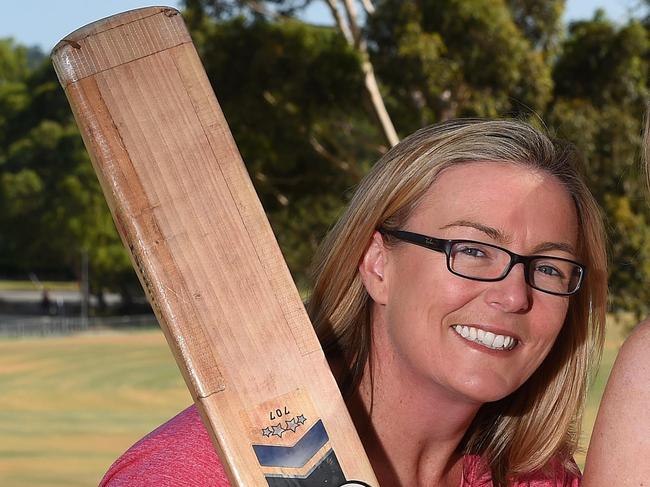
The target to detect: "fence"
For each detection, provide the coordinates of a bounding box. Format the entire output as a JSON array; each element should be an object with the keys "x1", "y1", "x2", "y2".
[{"x1": 0, "y1": 314, "x2": 158, "y2": 337}]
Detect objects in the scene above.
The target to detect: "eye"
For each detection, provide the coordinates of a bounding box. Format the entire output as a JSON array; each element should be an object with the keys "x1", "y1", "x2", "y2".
[
  {"x1": 535, "y1": 264, "x2": 564, "y2": 278},
  {"x1": 456, "y1": 245, "x2": 487, "y2": 258}
]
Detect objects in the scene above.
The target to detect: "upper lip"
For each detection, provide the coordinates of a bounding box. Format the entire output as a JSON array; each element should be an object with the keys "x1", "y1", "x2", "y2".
[{"x1": 452, "y1": 323, "x2": 523, "y2": 343}]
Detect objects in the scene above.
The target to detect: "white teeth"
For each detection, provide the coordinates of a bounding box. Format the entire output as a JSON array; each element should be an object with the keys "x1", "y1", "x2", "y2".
[{"x1": 452, "y1": 325, "x2": 517, "y2": 351}]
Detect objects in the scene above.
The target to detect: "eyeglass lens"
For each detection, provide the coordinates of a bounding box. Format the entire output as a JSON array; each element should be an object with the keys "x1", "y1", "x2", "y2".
[{"x1": 449, "y1": 242, "x2": 581, "y2": 294}]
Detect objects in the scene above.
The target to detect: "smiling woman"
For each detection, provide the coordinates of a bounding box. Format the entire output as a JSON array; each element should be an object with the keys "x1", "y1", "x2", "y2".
[
  {"x1": 101, "y1": 119, "x2": 608, "y2": 487},
  {"x1": 308, "y1": 119, "x2": 608, "y2": 486},
  {"x1": 364, "y1": 162, "x2": 579, "y2": 407}
]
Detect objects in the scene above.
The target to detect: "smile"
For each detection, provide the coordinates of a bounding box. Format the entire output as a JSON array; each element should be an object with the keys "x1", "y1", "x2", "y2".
[{"x1": 452, "y1": 325, "x2": 518, "y2": 351}]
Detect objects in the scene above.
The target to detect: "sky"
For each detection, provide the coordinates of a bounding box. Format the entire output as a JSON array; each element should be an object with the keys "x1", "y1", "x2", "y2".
[{"x1": 0, "y1": 0, "x2": 644, "y2": 54}]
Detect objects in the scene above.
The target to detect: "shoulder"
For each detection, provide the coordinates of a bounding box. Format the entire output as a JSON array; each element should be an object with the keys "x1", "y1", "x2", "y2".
[
  {"x1": 592, "y1": 318, "x2": 650, "y2": 417},
  {"x1": 463, "y1": 454, "x2": 581, "y2": 487},
  {"x1": 616, "y1": 318, "x2": 650, "y2": 364},
  {"x1": 99, "y1": 405, "x2": 230, "y2": 487},
  {"x1": 582, "y1": 318, "x2": 650, "y2": 485}
]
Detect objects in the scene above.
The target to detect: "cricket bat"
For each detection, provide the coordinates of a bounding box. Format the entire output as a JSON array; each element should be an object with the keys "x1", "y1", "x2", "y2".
[{"x1": 51, "y1": 7, "x2": 377, "y2": 487}]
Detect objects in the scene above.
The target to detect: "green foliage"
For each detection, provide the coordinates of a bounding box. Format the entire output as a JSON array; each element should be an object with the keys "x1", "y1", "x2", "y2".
[
  {"x1": 1, "y1": 3, "x2": 649, "y2": 315},
  {"x1": 506, "y1": 0, "x2": 565, "y2": 54},
  {"x1": 0, "y1": 38, "x2": 30, "y2": 83},
  {"x1": 554, "y1": 19, "x2": 648, "y2": 107},
  {"x1": 547, "y1": 13, "x2": 650, "y2": 316},
  {"x1": 605, "y1": 195, "x2": 650, "y2": 314},
  {"x1": 0, "y1": 55, "x2": 135, "y2": 296},
  {"x1": 548, "y1": 100, "x2": 650, "y2": 315},
  {"x1": 366, "y1": 0, "x2": 553, "y2": 132}
]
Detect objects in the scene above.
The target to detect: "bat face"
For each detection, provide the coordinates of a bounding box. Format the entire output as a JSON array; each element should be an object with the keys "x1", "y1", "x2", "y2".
[
  {"x1": 51, "y1": 7, "x2": 377, "y2": 486},
  {"x1": 246, "y1": 390, "x2": 374, "y2": 485}
]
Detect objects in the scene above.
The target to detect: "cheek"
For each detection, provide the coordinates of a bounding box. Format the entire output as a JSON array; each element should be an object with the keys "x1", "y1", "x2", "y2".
[
  {"x1": 384, "y1": 265, "x2": 480, "y2": 359},
  {"x1": 544, "y1": 298, "x2": 570, "y2": 333},
  {"x1": 389, "y1": 258, "x2": 476, "y2": 323},
  {"x1": 530, "y1": 298, "x2": 571, "y2": 353}
]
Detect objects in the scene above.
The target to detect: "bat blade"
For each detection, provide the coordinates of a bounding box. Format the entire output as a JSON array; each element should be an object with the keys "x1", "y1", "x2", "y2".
[{"x1": 51, "y1": 7, "x2": 377, "y2": 486}]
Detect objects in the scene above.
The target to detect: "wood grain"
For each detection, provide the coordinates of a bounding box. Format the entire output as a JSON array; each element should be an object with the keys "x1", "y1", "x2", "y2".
[{"x1": 52, "y1": 7, "x2": 377, "y2": 486}]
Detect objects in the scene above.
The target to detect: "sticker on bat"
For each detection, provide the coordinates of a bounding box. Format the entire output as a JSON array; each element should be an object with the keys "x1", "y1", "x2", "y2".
[
  {"x1": 261, "y1": 414, "x2": 306, "y2": 438},
  {"x1": 245, "y1": 390, "x2": 373, "y2": 487},
  {"x1": 253, "y1": 420, "x2": 372, "y2": 486},
  {"x1": 270, "y1": 406, "x2": 290, "y2": 420}
]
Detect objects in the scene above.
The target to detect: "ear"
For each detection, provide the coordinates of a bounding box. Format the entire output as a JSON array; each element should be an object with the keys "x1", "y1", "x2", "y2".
[{"x1": 359, "y1": 231, "x2": 389, "y2": 305}]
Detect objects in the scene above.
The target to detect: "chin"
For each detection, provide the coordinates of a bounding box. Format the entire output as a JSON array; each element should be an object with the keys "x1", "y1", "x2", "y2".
[{"x1": 454, "y1": 376, "x2": 522, "y2": 404}]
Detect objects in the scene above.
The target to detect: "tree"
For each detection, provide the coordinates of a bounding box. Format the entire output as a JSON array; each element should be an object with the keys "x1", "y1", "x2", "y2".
[
  {"x1": 365, "y1": 0, "x2": 554, "y2": 132},
  {"x1": 321, "y1": 0, "x2": 399, "y2": 145},
  {"x1": 548, "y1": 15, "x2": 650, "y2": 316},
  {"x1": 507, "y1": 0, "x2": 565, "y2": 55},
  {"x1": 0, "y1": 46, "x2": 137, "y2": 301},
  {"x1": 2, "y1": 4, "x2": 649, "y2": 317},
  {"x1": 183, "y1": 0, "x2": 399, "y2": 146}
]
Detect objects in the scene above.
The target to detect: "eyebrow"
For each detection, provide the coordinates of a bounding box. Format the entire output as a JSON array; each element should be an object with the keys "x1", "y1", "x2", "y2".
[
  {"x1": 439, "y1": 220, "x2": 577, "y2": 255},
  {"x1": 439, "y1": 220, "x2": 508, "y2": 242},
  {"x1": 531, "y1": 241, "x2": 577, "y2": 256}
]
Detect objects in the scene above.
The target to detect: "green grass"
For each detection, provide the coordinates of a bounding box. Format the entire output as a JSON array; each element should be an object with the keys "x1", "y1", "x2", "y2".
[
  {"x1": 0, "y1": 280, "x2": 79, "y2": 291},
  {"x1": 0, "y1": 330, "x2": 190, "y2": 487},
  {"x1": 0, "y1": 319, "x2": 628, "y2": 485}
]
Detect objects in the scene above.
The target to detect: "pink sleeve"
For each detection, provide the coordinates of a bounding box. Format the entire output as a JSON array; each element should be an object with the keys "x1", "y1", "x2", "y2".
[
  {"x1": 515, "y1": 457, "x2": 582, "y2": 487},
  {"x1": 463, "y1": 454, "x2": 581, "y2": 486},
  {"x1": 99, "y1": 405, "x2": 231, "y2": 487}
]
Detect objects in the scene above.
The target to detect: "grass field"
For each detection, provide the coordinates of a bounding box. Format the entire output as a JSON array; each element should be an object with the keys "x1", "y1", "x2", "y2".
[
  {"x1": 0, "y1": 330, "x2": 190, "y2": 487},
  {"x1": 0, "y1": 321, "x2": 629, "y2": 486},
  {"x1": 0, "y1": 280, "x2": 79, "y2": 291}
]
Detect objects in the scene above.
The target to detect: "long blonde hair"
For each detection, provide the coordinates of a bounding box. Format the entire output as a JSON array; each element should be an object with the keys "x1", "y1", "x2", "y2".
[{"x1": 307, "y1": 119, "x2": 607, "y2": 486}]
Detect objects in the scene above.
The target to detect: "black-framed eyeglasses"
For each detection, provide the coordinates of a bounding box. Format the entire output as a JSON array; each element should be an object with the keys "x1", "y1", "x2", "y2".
[{"x1": 379, "y1": 228, "x2": 585, "y2": 296}]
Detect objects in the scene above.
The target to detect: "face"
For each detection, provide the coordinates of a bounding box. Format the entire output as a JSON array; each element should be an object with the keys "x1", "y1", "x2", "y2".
[{"x1": 361, "y1": 161, "x2": 579, "y2": 404}]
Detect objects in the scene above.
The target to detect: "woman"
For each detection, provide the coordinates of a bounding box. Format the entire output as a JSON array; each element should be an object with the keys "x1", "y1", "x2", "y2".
[
  {"x1": 581, "y1": 116, "x2": 650, "y2": 486},
  {"x1": 101, "y1": 119, "x2": 608, "y2": 486}
]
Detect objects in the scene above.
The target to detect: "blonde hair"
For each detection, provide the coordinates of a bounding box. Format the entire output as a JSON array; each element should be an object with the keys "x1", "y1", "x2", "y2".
[{"x1": 307, "y1": 119, "x2": 607, "y2": 486}]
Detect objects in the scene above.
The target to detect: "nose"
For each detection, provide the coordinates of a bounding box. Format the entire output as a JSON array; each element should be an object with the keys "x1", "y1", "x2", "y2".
[{"x1": 484, "y1": 263, "x2": 531, "y2": 313}]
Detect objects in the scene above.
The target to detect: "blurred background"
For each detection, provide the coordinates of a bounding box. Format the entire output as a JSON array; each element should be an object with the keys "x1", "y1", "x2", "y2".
[{"x1": 1, "y1": 0, "x2": 649, "y2": 485}]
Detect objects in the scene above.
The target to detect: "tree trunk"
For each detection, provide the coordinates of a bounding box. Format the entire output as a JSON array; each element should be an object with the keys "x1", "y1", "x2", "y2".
[{"x1": 324, "y1": 0, "x2": 399, "y2": 147}]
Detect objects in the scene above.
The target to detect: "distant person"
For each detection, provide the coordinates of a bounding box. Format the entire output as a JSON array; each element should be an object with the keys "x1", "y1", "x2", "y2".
[
  {"x1": 100, "y1": 119, "x2": 607, "y2": 486},
  {"x1": 40, "y1": 289, "x2": 52, "y2": 314}
]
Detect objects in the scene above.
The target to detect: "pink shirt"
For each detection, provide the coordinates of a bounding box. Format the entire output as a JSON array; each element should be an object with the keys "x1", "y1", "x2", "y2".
[{"x1": 100, "y1": 405, "x2": 581, "y2": 486}]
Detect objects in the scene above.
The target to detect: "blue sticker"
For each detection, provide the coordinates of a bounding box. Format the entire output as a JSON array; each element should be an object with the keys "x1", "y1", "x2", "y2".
[
  {"x1": 253, "y1": 418, "x2": 372, "y2": 486},
  {"x1": 253, "y1": 420, "x2": 329, "y2": 468}
]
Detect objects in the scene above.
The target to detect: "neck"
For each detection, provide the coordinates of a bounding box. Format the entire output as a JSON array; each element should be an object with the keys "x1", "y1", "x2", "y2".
[{"x1": 345, "y1": 317, "x2": 483, "y2": 487}]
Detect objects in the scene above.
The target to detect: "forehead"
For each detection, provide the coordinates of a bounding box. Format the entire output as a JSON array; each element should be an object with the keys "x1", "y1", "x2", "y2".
[{"x1": 409, "y1": 161, "x2": 579, "y2": 248}]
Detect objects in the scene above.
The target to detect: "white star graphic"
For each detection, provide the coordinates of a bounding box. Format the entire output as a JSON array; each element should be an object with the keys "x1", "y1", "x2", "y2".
[
  {"x1": 285, "y1": 417, "x2": 299, "y2": 432},
  {"x1": 271, "y1": 423, "x2": 285, "y2": 437}
]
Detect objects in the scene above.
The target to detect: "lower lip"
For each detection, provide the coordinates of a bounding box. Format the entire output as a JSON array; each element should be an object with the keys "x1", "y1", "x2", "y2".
[{"x1": 450, "y1": 327, "x2": 517, "y2": 356}]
